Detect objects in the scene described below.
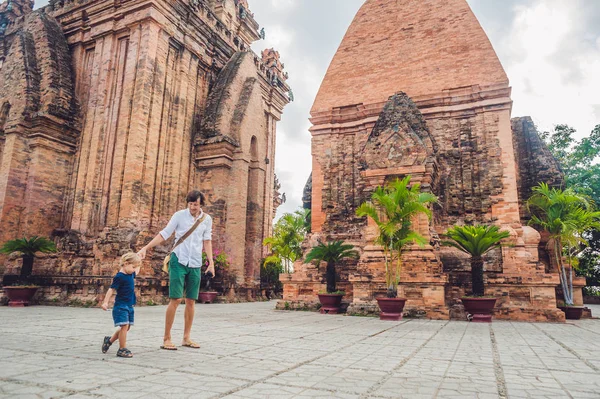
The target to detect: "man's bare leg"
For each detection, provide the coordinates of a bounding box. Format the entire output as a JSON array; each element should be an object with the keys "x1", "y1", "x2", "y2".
[
  {"x1": 163, "y1": 298, "x2": 180, "y2": 348},
  {"x1": 183, "y1": 298, "x2": 195, "y2": 344}
]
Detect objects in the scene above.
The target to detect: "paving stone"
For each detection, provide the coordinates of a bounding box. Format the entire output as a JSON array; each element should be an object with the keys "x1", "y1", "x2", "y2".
[
  {"x1": 371, "y1": 374, "x2": 441, "y2": 397},
  {"x1": 311, "y1": 367, "x2": 387, "y2": 393},
  {"x1": 222, "y1": 383, "x2": 304, "y2": 398},
  {"x1": 87, "y1": 380, "x2": 169, "y2": 398},
  {"x1": 294, "y1": 388, "x2": 361, "y2": 398},
  {"x1": 265, "y1": 364, "x2": 343, "y2": 388},
  {"x1": 434, "y1": 390, "x2": 501, "y2": 399},
  {"x1": 437, "y1": 377, "x2": 499, "y2": 395},
  {"x1": 0, "y1": 383, "x2": 70, "y2": 399},
  {"x1": 550, "y1": 371, "x2": 600, "y2": 394}
]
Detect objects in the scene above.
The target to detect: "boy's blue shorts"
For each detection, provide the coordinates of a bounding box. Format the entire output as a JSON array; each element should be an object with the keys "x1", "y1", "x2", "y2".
[{"x1": 112, "y1": 304, "x2": 134, "y2": 327}]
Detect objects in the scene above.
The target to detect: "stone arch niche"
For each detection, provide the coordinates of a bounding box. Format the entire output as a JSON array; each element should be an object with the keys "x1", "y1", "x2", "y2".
[
  {"x1": 0, "y1": 101, "x2": 10, "y2": 161},
  {"x1": 0, "y1": 101, "x2": 10, "y2": 132}
]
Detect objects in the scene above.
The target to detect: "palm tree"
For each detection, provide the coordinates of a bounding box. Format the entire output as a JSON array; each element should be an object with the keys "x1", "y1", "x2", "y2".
[
  {"x1": 443, "y1": 225, "x2": 510, "y2": 297},
  {"x1": 0, "y1": 236, "x2": 57, "y2": 280},
  {"x1": 527, "y1": 183, "x2": 600, "y2": 305},
  {"x1": 263, "y1": 209, "x2": 309, "y2": 273},
  {"x1": 356, "y1": 176, "x2": 437, "y2": 298},
  {"x1": 303, "y1": 209, "x2": 312, "y2": 234},
  {"x1": 305, "y1": 240, "x2": 358, "y2": 293}
]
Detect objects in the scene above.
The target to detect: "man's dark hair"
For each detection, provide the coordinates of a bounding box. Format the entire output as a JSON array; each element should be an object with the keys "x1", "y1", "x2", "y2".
[{"x1": 186, "y1": 190, "x2": 205, "y2": 205}]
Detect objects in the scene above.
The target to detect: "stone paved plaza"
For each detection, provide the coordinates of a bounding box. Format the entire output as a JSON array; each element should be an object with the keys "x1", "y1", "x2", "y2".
[{"x1": 1, "y1": 302, "x2": 599, "y2": 398}]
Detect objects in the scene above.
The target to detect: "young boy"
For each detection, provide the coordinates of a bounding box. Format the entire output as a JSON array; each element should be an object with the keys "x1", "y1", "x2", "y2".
[{"x1": 101, "y1": 252, "x2": 141, "y2": 358}]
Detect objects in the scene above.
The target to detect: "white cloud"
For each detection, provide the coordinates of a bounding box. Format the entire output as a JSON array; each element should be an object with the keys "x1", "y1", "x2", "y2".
[
  {"x1": 256, "y1": 24, "x2": 295, "y2": 56},
  {"x1": 274, "y1": 137, "x2": 312, "y2": 218},
  {"x1": 267, "y1": 0, "x2": 297, "y2": 11},
  {"x1": 504, "y1": 0, "x2": 600, "y2": 138}
]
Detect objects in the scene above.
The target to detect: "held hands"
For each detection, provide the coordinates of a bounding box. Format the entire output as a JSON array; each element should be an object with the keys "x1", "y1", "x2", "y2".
[
  {"x1": 101, "y1": 303, "x2": 109, "y2": 311},
  {"x1": 137, "y1": 247, "x2": 147, "y2": 260}
]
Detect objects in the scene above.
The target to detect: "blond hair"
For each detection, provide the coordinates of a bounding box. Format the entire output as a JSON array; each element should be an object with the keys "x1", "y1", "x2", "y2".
[{"x1": 120, "y1": 252, "x2": 141, "y2": 266}]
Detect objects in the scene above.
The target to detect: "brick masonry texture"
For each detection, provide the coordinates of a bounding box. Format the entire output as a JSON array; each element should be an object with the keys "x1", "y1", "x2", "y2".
[
  {"x1": 311, "y1": 0, "x2": 508, "y2": 114},
  {"x1": 0, "y1": 0, "x2": 289, "y2": 302},
  {"x1": 281, "y1": 0, "x2": 577, "y2": 321}
]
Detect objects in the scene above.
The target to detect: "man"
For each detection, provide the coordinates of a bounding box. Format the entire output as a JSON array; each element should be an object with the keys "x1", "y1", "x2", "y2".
[{"x1": 137, "y1": 190, "x2": 214, "y2": 350}]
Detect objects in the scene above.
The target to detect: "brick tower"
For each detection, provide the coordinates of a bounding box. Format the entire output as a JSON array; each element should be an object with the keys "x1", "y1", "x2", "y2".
[
  {"x1": 0, "y1": 0, "x2": 290, "y2": 301},
  {"x1": 280, "y1": 0, "x2": 572, "y2": 321}
]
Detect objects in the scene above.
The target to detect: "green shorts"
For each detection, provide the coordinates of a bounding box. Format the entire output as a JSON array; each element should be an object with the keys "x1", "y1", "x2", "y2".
[{"x1": 169, "y1": 253, "x2": 201, "y2": 300}]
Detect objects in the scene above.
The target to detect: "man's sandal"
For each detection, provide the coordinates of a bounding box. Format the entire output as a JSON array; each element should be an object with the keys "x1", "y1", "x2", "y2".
[
  {"x1": 116, "y1": 348, "x2": 133, "y2": 358},
  {"x1": 182, "y1": 340, "x2": 200, "y2": 349},
  {"x1": 160, "y1": 342, "x2": 178, "y2": 350},
  {"x1": 102, "y1": 336, "x2": 112, "y2": 353}
]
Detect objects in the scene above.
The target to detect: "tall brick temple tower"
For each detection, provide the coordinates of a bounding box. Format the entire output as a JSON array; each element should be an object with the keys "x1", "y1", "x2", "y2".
[
  {"x1": 0, "y1": 0, "x2": 290, "y2": 300},
  {"x1": 280, "y1": 0, "x2": 576, "y2": 321}
]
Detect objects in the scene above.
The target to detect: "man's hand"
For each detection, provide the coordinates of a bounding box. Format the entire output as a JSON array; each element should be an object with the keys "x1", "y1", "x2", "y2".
[
  {"x1": 206, "y1": 261, "x2": 215, "y2": 278},
  {"x1": 137, "y1": 247, "x2": 147, "y2": 260},
  {"x1": 101, "y1": 303, "x2": 109, "y2": 311}
]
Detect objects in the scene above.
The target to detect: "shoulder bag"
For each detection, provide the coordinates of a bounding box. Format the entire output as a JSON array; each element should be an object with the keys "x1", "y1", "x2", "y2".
[{"x1": 162, "y1": 214, "x2": 207, "y2": 273}]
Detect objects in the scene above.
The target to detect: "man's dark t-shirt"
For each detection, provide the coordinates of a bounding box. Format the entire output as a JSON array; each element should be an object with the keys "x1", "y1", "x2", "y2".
[{"x1": 110, "y1": 272, "x2": 136, "y2": 306}]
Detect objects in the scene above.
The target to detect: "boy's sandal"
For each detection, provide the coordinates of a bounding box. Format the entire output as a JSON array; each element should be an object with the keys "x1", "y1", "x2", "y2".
[
  {"x1": 182, "y1": 340, "x2": 200, "y2": 349},
  {"x1": 116, "y1": 348, "x2": 133, "y2": 358},
  {"x1": 102, "y1": 336, "x2": 112, "y2": 353},
  {"x1": 160, "y1": 342, "x2": 178, "y2": 350}
]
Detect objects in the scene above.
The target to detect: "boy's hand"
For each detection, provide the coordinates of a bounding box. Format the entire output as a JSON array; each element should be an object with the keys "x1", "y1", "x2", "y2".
[{"x1": 101, "y1": 303, "x2": 109, "y2": 311}]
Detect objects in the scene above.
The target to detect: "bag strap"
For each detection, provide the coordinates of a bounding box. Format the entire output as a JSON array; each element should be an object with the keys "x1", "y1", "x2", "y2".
[{"x1": 171, "y1": 213, "x2": 207, "y2": 251}]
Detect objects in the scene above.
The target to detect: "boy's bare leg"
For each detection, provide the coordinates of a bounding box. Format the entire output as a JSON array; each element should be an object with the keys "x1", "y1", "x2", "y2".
[
  {"x1": 183, "y1": 298, "x2": 195, "y2": 342},
  {"x1": 164, "y1": 298, "x2": 180, "y2": 345},
  {"x1": 118, "y1": 325, "x2": 129, "y2": 349},
  {"x1": 110, "y1": 328, "x2": 120, "y2": 344}
]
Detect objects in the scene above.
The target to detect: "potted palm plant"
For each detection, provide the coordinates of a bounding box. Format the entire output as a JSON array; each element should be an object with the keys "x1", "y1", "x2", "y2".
[
  {"x1": 443, "y1": 225, "x2": 509, "y2": 322},
  {"x1": 1, "y1": 236, "x2": 57, "y2": 306},
  {"x1": 305, "y1": 240, "x2": 358, "y2": 314},
  {"x1": 527, "y1": 183, "x2": 600, "y2": 319},
  {"x1": 356, "y1": 176, "x2": 437, "y2": 320}
]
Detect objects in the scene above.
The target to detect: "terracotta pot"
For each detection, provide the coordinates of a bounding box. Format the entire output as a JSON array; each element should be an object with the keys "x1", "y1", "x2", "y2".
[
  {"x1": 197, "y1": 291, "x2": 218, "y2": 304},
  {"x1": 376, "y1": 297, "x2": 407, "y2": 321},
  {"x1": 318, "y1": 294, "x2": 343, "y2": 314},
  {"x1": 461, "y1": 297, "x2": 497, "y2": 323},
  {"x1": 558, "y1": 306, "x2": 584, "y2": 320},
  {"x1": 4, "y1": 286, "x2": 39, "y2": 307}
]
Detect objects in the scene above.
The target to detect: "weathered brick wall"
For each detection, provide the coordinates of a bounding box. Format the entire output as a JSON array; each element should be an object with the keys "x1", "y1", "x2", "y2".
[
  {"x1": 0, "y1": 9, "x2": 77, "y2": 263},
  {"x1": 512, "y1": 116, "x2": 564, "y2": 221},
  {"x1": 428, "y1": 114, "x2": 504, "y2": 228},
  {"x1": 312, "y1": 0, "x2": 508, "y2": 114}
]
